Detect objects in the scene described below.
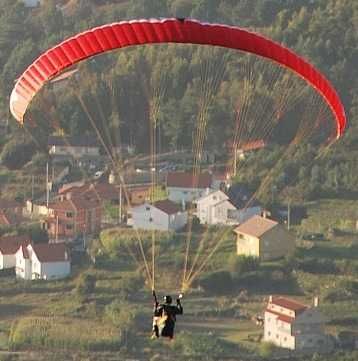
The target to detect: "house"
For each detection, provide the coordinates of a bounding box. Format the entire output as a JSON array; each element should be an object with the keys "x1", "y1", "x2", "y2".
[
  {"x1": 58, "y1": 182, "x2": 119, "y2": 205},
  {"x1": 234, "y1": 215, "x2": 295, "y2": 260},
  {"x1": 128, "y1": 200, "x2": 187, "y2": 231},
  {"x1": 0, "y1": 235, "x2": 31, "y2": 269},
  {"x1": 167, "y1": 172, "x2": 212, "y2": 203},
  {"x1": 194, "y1": 190, "x2": 237, "y2": 225},
  {"x1": 227, "y1": 139, "x2": 266, "y2": 160},
  {"x1": 43, "y1": 192, "x2": 102, "y2": 242},
  {"x1": 0, "y1": 199, "x2": 23, "y2": 215},
  {"x1": 264, "y1": 296, "x2": 332, "y2": 352},
  {"x1": 0, "y1": 210, "x2": 25, "y2": 226},
  {"x1": 59, "y1": 180, "x2": 151, "y2": 208},
  {"x1": 22, "y1": 0, "x2": 41, "y2": 7},
  {"x1": 15, "y1": 243, "x2": 70, "y2": 280},
  {"x1": 48, "y1": 135, "x2": 100, "y2": 159},
  {"x1": 126, "y1": 185, "x2": 151, "y2": 206}
]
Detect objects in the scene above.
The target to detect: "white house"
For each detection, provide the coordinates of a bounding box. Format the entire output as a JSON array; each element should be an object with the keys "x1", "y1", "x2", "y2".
[
  {"x1": 0, "y1": 235, "x2": 30, "y2": 269},
  {"x1": 264, "y1": 296, "x2": 333, "y2": 352},
  {"x1": 15, "y1": 243, "x2": 71, "y2": 280},
  {"x1": 128, "y1": 200, "x2": 187, "y2": 231},
  {"x1": 194, "y1": 190, "x2": 236, "y2": 225},
  {"x1": 48, "y1": 136, "x2": 100, "y2": 158},
  {"x1": 167, "y1": 172, "x2": 212, "y2": 203},
  {"x1": 194, "y1": 188, "x2": 262, "y2": 226},
  {"x1": 22, "y1": 0, "x2": 41, "y2": 7}
]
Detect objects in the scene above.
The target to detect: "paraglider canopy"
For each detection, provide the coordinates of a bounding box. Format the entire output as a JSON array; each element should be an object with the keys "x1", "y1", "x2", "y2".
[{"x1": 9, "y1": 18, "x2": 346, "y2": 138}]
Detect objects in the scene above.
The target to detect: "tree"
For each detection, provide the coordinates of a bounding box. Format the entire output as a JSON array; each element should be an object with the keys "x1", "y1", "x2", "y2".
[
  {"x1": 76, "y1": 273, "x2": 96, "y2": 296},
  {"x1": 228, "y1": 255, "x2": 260, "y2": 279}
]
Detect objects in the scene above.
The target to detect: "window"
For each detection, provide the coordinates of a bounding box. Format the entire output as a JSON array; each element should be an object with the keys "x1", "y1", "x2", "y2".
[
  {"x1": 146, "y1": 206, "x2": 150, "y2": 211},
  {"x1": 284, "y1": 337, "x2": 287, "y2": 341},
  {"x1": 268, "y1": 331, "x2": 271, "y2": 336},
  {"x1": 66, "y1": 224, "x2": 73, "y2": 230},
  {"x1": 276, "y1": 334, "x2": 279, "y2": 339},
  {"x1": 66, "y1": 212, "x2": 73, "y2": 218},
  {"x1": 149, "y1": 217, "x2": 153, "y2": 222}
]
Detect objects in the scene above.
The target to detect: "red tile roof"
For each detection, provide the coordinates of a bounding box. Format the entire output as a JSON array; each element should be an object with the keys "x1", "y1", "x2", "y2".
[
  {"x1": 49, "y1": 194, "x2": 100, "y2": 212},
  {"x1": 167, "y1": 172, "x2": 212, "y2": 189},
  {"x1": 59, "y1": 182, "x2": 118, "y2": 202},
  {"x1": 227, "y1": 139, "x2": 266, "y2": 151},
  {"x1": 0, "y1": 199, "x2": 22, "y2": 209},
  {"x1": 154, "y1": 200, "x2": 182, "y2": 215},
  {"x1": 31, "y1": 243, "x2": 70, "y2": 263},
  {"x1": 0, "y1": 235, "x2": 31, "y2": 255},
  {"x1": 234, "y1": 215, "x2": 278, "y2": 237},
  {"x1": 0, "y1": 210, "x2": 24, "y2": 226},
  {"x1": 271, "y1": 296, "x2": 307, "y2": 313},
  {"x1": 266, "y1": 308, "x2": 295, "y2": 324},
  {"x1": 277, "y1": 314, "x2": 295, "y2": 324}
]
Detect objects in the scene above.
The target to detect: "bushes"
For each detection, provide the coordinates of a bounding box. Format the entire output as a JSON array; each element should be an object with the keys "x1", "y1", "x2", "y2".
[
  {"x1": 297, "y1": 258, "x2": 338, "y2": 274},
  {"x1": 0, "y1": 138, "x2": 36, "y2": 170},
  {"x1": 198, "y1": 271, "x2": 233, "y2": 294},
  {"x1": 228, "y1": 255, "x2": 260, "y2": 278},
  {"x1": 259, "y1": 341, "x2": 277, "y2": 359},
  {"x1": 173, "y1": 331, "x2": 235, "y2": 359},
  {"x1": 76, "y1": 273, "x2": 96, "y2": 296}
]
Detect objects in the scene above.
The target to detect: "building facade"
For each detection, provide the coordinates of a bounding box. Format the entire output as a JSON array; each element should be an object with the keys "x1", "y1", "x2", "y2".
[
  {"x1": 167, "y1": 172, "x2": 212, "y2": 203},
  {"x1": 264, "y1": 296, "x2": 332, "y2": 352},
  {"x1": 194, "y1": 190, "x2": 236, "y2": 225},
  {"x1": 43, "y1": 193, "x2": 102, "y2": 242},
  {"x1": 128, "y1": 200, "x2": 187, "y2": 231},
  {"x1": 234, "y1": 216, "x2": 295, "y2": 260},
  {"x1": 15, "y1": 243, "x2": 70, "y2": 280}
]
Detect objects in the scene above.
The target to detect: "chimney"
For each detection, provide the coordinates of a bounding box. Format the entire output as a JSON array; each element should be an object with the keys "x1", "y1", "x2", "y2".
[
  {"x1": 313, "y1": 296, "x2": 319, "y2": 307},
  {"x1": 66, "y1": 192, "x2": 72, "y2": 200}
]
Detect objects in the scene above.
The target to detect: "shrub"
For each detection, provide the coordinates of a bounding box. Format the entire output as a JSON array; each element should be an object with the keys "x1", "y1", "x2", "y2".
[
  {"x1": 198, "y1": 271, "x2": 233, "y2": 294},
  {"x1": 297, "y1": 258, "x2": 337, "y2": 274},
  {"x1": 259, "y1": 341, "x2": 276, "y2": 359},
  {"x1": 174, "y1": 331, "x2": 234, "y2": 359},
  {"x1": 228, "y1": 255, "x2": 260, "y2": 278},
  {"x1": 76, "y1": 273, "x2": 96, "y2": 296},
  {"x1": 0, "y1": 138, "x2": 36, "y2": 170}
]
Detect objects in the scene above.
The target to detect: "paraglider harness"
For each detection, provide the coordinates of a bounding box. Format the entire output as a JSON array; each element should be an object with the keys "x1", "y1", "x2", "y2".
[{"x1": 151, "y1": 290, "x2": 183, "y2": 339}]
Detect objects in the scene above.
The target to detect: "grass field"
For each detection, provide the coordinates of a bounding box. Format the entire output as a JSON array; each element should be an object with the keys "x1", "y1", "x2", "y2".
[{"x1": 0, "y1": 198, "x2": 356, "y2": 359}]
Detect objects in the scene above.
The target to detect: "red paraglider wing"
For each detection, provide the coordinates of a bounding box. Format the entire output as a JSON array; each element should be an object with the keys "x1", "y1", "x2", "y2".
[{"x1": 9, "y1": 18, "x2": 346, "y2": 138}]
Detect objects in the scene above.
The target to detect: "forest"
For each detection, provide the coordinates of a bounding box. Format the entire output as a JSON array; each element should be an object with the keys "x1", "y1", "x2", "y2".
[{"x1": 0, "y1": 0, "x2": 357, "y2": 203}]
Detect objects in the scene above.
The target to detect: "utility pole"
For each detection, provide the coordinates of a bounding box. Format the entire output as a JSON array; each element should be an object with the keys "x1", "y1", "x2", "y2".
[
  {"x1": 119, "y1": 183, "x2": 122, "y2": 224},
  {"x1": 287, "y1": 199, "x2": 291, "y2": 230},
  {"x1": 233, "y1": 147, "x2": 237, "y2": 177},
  {"x1": 31, "y1": 174, "x2": 34, "y2": 200},
  {"x1": 46, "y1": 161, "x2": 49, "y2": 208}
]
